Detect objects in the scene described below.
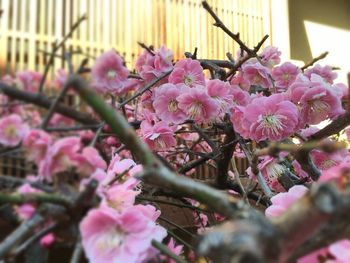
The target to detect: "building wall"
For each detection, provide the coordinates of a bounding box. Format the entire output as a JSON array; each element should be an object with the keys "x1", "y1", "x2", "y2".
[{"x1": 288, "y1": 0, "x2": 350, "y2": 82}]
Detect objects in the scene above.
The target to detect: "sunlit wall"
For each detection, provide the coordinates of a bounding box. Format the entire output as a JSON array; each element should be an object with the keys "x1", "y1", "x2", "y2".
[{"x1": 288, "y1": 0, "x2": 350, "y2": 83}]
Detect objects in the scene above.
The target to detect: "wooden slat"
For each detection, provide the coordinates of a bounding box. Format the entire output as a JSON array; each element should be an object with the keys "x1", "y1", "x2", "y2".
[{"x1": 0, "y1": 0, "x2": 273, "y2": 76}]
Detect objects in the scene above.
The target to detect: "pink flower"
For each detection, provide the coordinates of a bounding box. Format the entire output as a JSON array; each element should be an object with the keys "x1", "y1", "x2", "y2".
[
  {"x1": 260, "y1": 46, "x2": 281, "y2": 67},
  {"x1": 154, "y1": 46, "x2": 174, "y2": 73},
  {"x1": 153, "y1": 83, "x2": 187, "y2": 124},
  {"x1": 49, "y1": 113, "x2": 75, "y2": 127},
  {"x1": 0, "y1": 114, "x2": 29, "y2": 146},
  {"x1": 140, "y1": 120, "x2": 176, "y2": 150},
  {"x1": 80, "y1": 205, "x2": 167, "y2": 263},
  {"x1": 265, "y1": 185, "x2": 308, "y2": 218},
  {"x1": 311, "y1": 150, "x2": 342, "y2": 171},
  {"x1": 298, "y1": 84, "x2": 344, "y2": 125},
  {"x1": 228, "y1": 85, "x2": 251, "y2": 107},
  {"x1": 230, "y1": 72, "x2": 251, "y2": 91},
  {"x1": 177, "y1": 87, "x2": 219, "y2": 123},
  {"x1": 233, "y1": 94, "x2": 299, "y2": 141},
  {"x1": 272, "y1": 62, "x2": 300, "y2": 91},
  {"x1": 161, "y1": 238, "x2": 184, "y2": 263},
  {"x1": 80, "y1": 168, "x2": 107, "y2": 195},
  {"x1": 91, "y1": 50, "x2": 132, "y2": 95},
  {"x1": 38, "y1": 137, "x2": 81, "y2": 181},
  {"x1": 328, "y1": 239, "x2": 350, "y2": 262},
  {"x1": 169, "y1": 58, "x2": 205, "y2": 87},
  {"x1": 136, "y1": 46, "x2": 173, "y2": 83},
  {"x1": 241, "y1": 62, "x2": 271, "y2": 89},
  {"x1": 299, "y1": 127, "x2": 320, "y2": 139},
  {"x1": 102, "y1": 182, "x2": 140, "y2": 212},
  {"x1": 206, "y1": 80, "x2": 233, "y2": 117},
  {"x1": 74, "y1": 147, "x2": 107, "y2": 176},
  {"x1": 304, "y1": 64, "x2": 337, "y2": 84},
  {"x1": 16, "y1": 71, "x2": 42, "y2": 93},
  {"x1": 15, "y1": 181, "x2": 42, "y2": 220},
  {"x1": 230, "y1": 106, "x2": 251, "y2": 139},
  {"x1": 140, "y1": 91, "x2": 155, "y2": 113},
  {"x1": 249, "y1": 155, "x2": 287, "y2": 192},
  {"x1": 319, "y1": 161, "x2": 350, "y2": 186},
  {"x1": 40, "y1": 233, "x2": 55, "y2": 248},
  {"x1": 106, "y1": 156, "x2": 142, "y2": 186},
  {"x1": 23, "y1": 129, "x2": 52, "y2": 164}
]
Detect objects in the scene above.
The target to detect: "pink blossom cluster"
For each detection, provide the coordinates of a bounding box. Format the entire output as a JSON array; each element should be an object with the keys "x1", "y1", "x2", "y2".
[
  {"x1": 79, "y1": 154, "x2": 170, "y2": 262},
  {"x1": 0, "y1": 42, "x2": 349, "y2": 263}
]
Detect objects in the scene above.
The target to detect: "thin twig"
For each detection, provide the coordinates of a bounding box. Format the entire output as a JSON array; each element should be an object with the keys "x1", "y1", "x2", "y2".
[
  {"x1": 301, "y1": 51, "x2": 329, "y2": 71},
  {"x1": 38, "y1": 14, "x2": 87, "y2": 93},
  {"x1": 118, "y1": 70, "x2": 172, "y2": 109}
]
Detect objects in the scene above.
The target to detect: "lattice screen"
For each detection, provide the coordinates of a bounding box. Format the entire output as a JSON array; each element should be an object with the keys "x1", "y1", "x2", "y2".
[{"x1": 0, "y1": 0, "x2": 272, "y2": 74}]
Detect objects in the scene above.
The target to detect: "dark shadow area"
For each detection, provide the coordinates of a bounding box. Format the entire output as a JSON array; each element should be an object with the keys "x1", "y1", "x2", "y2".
[{"x1": 288, "y1": 0, "x2": 350, "y2": 62}]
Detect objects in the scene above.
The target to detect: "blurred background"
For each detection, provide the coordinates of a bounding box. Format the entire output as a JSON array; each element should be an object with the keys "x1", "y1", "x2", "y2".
[{"x1": 0, "y1": 0, "x2": 348, "y2": 81}]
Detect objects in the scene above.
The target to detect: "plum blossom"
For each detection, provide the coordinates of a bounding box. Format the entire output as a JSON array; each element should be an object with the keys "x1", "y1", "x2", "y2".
[
  {"x1": 153, "y1": 83, "x2": 187, "y2": 124},
  {"x1": 299, "y1": 85, "x2": 344, "y2": 125},
  {"x1": 102, "y1": 181, "x2": 140, "y2": 212},
  {"x1": 136, "y1": 46, "x2": 173, "y2": 83},
  {"x1": 232, "y1": 94, "x2": 299, "y2": 142},
  {"x1": 206, "y1": 79, "x2": 233, "y2": 117},
  {"x1": 169, "y1": 58, "x2": 205, "y2": 87},
  {"x1": 23, "y1": 129, "x2": 52, "y2": 164},
  {"x1": 0, "y1": 114, "x2": 29, "y2": 146},
  {"x1": 230, "y1": 72, "x2": 251, "y2": 91},
  {"x1": 73, "y1": 146, "x2": 107, "y2": 176},
  {"x1": 15, "y1": 182, "x2": 41, "y2": 220},
  {"x1": 265, "y1": 185, "x2": 308, "y2": 218},
  {"x1": 260, "y1": 46, "x2": 281, "y2": 67},
  {"x1": 241, "y1": 61, "x2": 272, "y2": 89},
  {"x1": 177, "y1": 87, "x2": 219, "y2": 123},
  {"x1": 16, "y1": 70, "x2": 42, "y2": 93},
  {"x1": 91, "y1": 50, "x2": 134, "y2": 95},
  {"x1": 140, "y1": 120, "x2": 176, "y2": 150},
  {"x1": 247, "y1": 155, "x2": 287, "y2": 192},
  {"x1": 319, "y1": 160, "x2": 350, "y2": 186},
  {"x1": 38, "y1": 137, "x2": 81, "y2": 181},
  {"x1": 49, "y1": 113, "x2": 75, "y2": 127},
  {"x1": 310, "y1": 150, "x2": 342, "y2": 171},
  {"x1": 304, "y1": 64, "x2": 337, "y2": 84},
  {"x1": 288, "y1": 77, "x2": 344, "y2": 125},
  {"x1": 272, "y1": 62, "x2": 300, "y2": 91},
  {"x1": 105, "y1": 155, "x2": 142, "y2": 186},
  {"x1": 228, "y1": 85, "x2": 251, "y2": 107},
  {"x1": 40, "y1": 233, "x2": 55, "y2": 248},
  {"x1": 162, "y1": 238, "x2": 184, "y2": 263},
  {"x1": 80, "y1": 205, "x2": 167, "y2": 263},
  {"x1": 328, "y1": 240, "x2": 350, "y2": 263}
]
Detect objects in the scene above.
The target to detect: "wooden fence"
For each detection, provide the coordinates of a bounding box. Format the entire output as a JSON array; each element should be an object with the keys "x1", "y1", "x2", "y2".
[{"x1": 0, "y1": 0, "x2": 272, "y2": 75}]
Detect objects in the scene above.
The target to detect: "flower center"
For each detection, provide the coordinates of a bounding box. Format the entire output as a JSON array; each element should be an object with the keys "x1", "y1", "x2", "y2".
[
  {"x1": 184, "y1": 75, "x2": 194, "y2": 86},
  {"x1": 309, "y1": 99, "x2": 329, "y2": 113},
  {"x1": 321, "y1": 159, "x2": 337, "y2": 170},
  {"x1": 282, "y1": 74, "x2": 290, "y2": 81},
  {"x1": 188, "y1": 102, "x2": 203, "y2": 119},
  {"x1": 4, "y1": 125, "x2": 17, "y2": 137},
  {"x1": 260, "y1": 114, "x2": 285, "y2": 135},
  {"x1": 168, "y1": 100, "x2": 178, "y2": 112},
  {"x1": 107, "y1": 69, "x2": 117, "y2": 80},
  {"x1": 253, "y1": 74, "x2": 262, "y2": 84},
  {"x1": 97, "y1": 227, "x2": 124, "y2": 252},
  {"x1": 155, "y1": 137, "x2": 167, "y2": 149},
  {"x1": 266, "y1": 163, "x2": 285, "y2": 180}
]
